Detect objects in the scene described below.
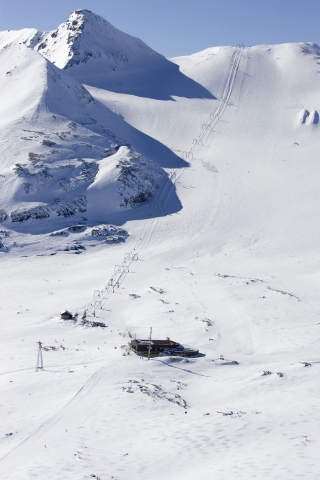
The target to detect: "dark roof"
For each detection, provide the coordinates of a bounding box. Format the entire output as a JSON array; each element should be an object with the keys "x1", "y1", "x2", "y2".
[{"x1": 132, "y1": 339, "x2": 179, "y2": 346}]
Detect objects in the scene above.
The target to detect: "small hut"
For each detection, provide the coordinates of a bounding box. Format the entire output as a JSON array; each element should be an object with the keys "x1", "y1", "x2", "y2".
[{"x1": 60, "y1": 310, "x2": 73, "y2": 320}]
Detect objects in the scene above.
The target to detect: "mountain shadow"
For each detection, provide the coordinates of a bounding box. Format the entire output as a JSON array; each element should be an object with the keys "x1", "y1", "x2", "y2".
[{"x1": 70, "y1": 59, "x2": 216, "y2": 101}]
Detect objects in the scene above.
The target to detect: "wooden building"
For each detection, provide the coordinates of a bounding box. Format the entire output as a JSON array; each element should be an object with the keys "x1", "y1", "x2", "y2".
[{"x1": 60, "y1": 310, "x2": 73, "y2": 320}]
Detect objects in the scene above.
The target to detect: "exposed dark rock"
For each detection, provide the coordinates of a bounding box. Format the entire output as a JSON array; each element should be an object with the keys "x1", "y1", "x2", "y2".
[
  {"x1": 91, "y1": 224, "x2": 126, "y2": 236},
  {"x1": 0, "y1": 209, "x2": 8, "y2": 222},
  {"x1": 50, "y1": 229, "x2": 69, "y2": 237},
  {"x1": 116, "y1": 150, "x2": 159, "y2": 208},
  {"x1": 10, "y1": 205, "x2": 50, "y2": 222},
  {"x1": 42, "y1": 139, "x2": 56, "y2": 147},
  {"x1": 28, "y1": 152, "x2": 44, "y2": 165},
  {"x1": 53, "y1": 196, "x2": 87, "y2": 217},
  {"x1": 64, "y1": 244, "x2": 86, "y2": 251},
  {"x1": 68, "y1": 224, "x2": 86, "y2": 232}
]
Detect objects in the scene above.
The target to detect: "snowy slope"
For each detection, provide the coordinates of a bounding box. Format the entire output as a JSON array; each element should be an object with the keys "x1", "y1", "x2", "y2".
[
  {"x1": 1, "y1": 10, "x2": 320, "y2": 480},
  {"x1": 0, "y1": 35, "x2": 173, "y2": 253}
]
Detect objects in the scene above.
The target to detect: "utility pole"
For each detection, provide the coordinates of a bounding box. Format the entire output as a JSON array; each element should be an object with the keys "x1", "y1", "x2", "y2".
[
  {"x1": 148, "y1": 327, "x2": 152, "y2": 360},
  {"x1": 36, "y1": 341, "x2": 44, "y2": 371}
]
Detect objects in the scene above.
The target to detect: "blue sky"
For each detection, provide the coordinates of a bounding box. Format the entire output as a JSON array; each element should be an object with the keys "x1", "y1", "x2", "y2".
[{"x1": 1, "y1": 0, "x2": 320, "y2": 57}]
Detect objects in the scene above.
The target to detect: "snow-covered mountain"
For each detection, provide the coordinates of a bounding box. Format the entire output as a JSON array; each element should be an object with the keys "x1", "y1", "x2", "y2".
[
  {"x1": 1, "y1": 9, "x2": 165, "y2": 72},
  {"x1": 1, "y1": 10, "x2": 320, "y2": 480},
  {"x1": 0, "y1": 30, "x2": 176, "y2": 252},
  {"x1": 31, "y1": 9, "x2": 165, "y2": 71},
  {"x1": 1, "y1": 9, "x2": 210, "y2": 98}
]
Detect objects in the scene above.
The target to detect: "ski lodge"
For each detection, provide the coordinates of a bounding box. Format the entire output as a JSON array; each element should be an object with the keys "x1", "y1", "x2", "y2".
[{"x1": 130, "y1": 338, "x2": 199, "y2": 357}]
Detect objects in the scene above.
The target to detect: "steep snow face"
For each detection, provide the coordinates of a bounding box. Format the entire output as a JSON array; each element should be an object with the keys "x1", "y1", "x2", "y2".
[
  {"x1": 0, "y1": 34, "x2": 113, "y2": 130},
  {"x1": 0, "y1": 39, "x2": 47, "y2": 127},
  {"x1": 0, "y1": 27, "x2": 40, "y2": 50},
  {"x1": 31, "y1": 10, "x2": 166, "y2": 80}
]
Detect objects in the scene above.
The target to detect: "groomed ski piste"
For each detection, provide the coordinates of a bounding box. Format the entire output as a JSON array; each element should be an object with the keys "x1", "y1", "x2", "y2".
[{"x1": 1, "y1": 10, "x2": 320, "y2": 480}]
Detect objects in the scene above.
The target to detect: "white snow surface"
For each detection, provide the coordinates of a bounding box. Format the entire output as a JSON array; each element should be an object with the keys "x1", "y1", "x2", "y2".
[{"x1": 1, "y1": 10, "x2": 320, "y2": 480}]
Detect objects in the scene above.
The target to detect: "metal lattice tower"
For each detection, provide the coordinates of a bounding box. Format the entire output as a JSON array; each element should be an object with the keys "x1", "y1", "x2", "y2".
[
  {"x1": 36, "y1": 341, "x2": 44, "y2": 371},
  {"x1": 148, "y1": 327, "x2": 152, "y2": 360}
]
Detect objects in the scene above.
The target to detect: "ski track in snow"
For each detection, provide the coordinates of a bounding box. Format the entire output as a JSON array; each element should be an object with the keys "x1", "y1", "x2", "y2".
[{"x1": 0, "y1": 367, "x2": 106, "y2": 477}]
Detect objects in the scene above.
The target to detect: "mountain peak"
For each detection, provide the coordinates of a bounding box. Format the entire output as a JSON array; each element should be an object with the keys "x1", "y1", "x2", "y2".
[
  {"x1": 31, "y1": 9, "x2": 162, "y2": 74},
  {"x1": 58, "y1": 9, "x2": 112, "y2": 43},
  {"x1": 73, "y1": 8, "x2": 93, "y2": 14}
]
